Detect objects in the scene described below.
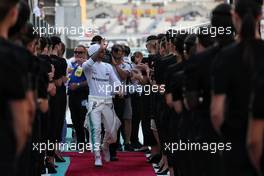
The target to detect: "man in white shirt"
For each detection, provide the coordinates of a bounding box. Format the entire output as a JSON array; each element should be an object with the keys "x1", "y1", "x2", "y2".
[{"x1": 83, "y1": 41, "x2": 122, "y2": 167}]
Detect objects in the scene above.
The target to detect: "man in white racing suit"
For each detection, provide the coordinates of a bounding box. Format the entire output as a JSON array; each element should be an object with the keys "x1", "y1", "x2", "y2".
[{"x1": 83, "y1": 41, "x2": 122, "y2": 167}]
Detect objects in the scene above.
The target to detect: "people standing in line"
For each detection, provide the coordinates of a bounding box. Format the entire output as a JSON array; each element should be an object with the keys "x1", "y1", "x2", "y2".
[
  {"x1": 68, "y1": 45, "x2": 89, "y2": 144},
  {"x1": 182, "y1": 4, "x2": 234, "y2": 176},
  {"x1": 211, "y1": 0, "x2": 264, "y2": 176}
]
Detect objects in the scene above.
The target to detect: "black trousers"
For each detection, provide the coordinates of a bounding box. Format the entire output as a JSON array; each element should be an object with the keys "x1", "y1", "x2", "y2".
[
  {"x1": 68, "y1": 92, "x2": 88, "y2": 144},
  {"x1": 141, "y1": 94, "x2": 157, "y2": 146},
  {"x1": 110, "y1": 97, "x2": 125, "y2": 157},
  {"x1": 222, "y1": 131, "x2": 257, "y2": 176},
  {"x1": 130, "y1": 93, "x2": 141, "y2": 144},
  {"x1": 0, "y1": 121, "x2": 16, "y2": 176},
  {"x1": 47, "y1": 86, "x2": 66, "y2": 156}
]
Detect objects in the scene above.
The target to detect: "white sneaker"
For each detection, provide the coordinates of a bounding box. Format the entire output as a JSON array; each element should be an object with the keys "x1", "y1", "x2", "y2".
[
  {"x1": 94, "y1": 155, "x2": 103, "y2": 167},
  {"x1": 103, "y1": 144, "x2": 110, "y2": 162}
]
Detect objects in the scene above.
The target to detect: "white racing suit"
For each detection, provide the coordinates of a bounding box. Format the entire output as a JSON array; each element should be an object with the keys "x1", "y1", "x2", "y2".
[
  {"x1": 84, "y1": 95, "x2": 121, "y2": 152},
  {"x1": 82, "y1": 58, "x2": 122, "y2": 154}
]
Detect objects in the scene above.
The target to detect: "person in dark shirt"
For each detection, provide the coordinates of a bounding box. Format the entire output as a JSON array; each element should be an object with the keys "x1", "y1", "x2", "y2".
[
  {"x1": 68, "y1": 45, "x2": 89, "y2": 144},
  {"x1": 141, "y1": 35, "x2": 163, "y2": 166},
  {"x1": 18, "y1": 22, "x2": 50, "y2": 176},
  {"x1": 182, "y1": 4, "x2": 235, "y2": 176},
  {"x1": 46, "y1": 36, "x2": 67, "y2": 173},
  {"x1": 247, "y1": 74, "x2": 264, "y2": 175},
  {"x1": 211, "y1": 1, "x2": 264, "y2": 175},
  {"x1": 0, "y1": 1, "x2": 39, "y2": 176}
]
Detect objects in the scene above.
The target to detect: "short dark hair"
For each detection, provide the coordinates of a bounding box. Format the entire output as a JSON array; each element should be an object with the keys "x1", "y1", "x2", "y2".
[
  {"x1": 92, "y1": 35, "x2": 103, "y2": 44},
  {"x1": 50, "y1": 36, "x2": 62, "y2": 49},
  {"x1": 111, "y1": 44, "x2": 123, "y2": 54},
  {"x1": 123, "y1": 45, "x2": 130, "y2": 57},
  {"x1": 0, "y1": 0, "x2": 19, "y2": 21}
]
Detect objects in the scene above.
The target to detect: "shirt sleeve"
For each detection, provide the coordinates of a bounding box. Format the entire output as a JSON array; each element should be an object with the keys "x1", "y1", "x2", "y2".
[
  {"x1": 83, "y1": 58, "x2": 95, "y2": 73},
  {"x1": 2, "y1": 61, "x2": 27, "y2": 100}
]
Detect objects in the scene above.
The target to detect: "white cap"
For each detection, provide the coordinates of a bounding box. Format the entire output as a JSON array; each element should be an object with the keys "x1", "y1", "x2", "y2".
[{"x1": 88, "y1": 44, "x2": 100, "y2": 57}]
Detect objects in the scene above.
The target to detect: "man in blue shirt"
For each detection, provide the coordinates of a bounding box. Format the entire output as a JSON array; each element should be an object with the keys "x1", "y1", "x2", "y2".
[{"x1": 68, "y1": 45, "x2": 89, "y2": 144}]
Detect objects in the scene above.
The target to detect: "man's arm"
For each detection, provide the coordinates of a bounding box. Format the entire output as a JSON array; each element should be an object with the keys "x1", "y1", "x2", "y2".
[
  {"x1": 210, "y1": 94, "x2": 225, "y2": 135},
  {"x1": 109, "y1": 65, "x2": 122, "y2": 94},
  {"x1": 114, "y1": 64, "x2": 130, "y2": 81}
]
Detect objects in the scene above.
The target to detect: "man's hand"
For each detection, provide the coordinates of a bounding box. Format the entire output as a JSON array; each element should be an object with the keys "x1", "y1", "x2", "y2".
[
  {"x1": 48, "y1": 82, "x2": 56, "y2": 96},
  {"x1": 38, "y1": 99, "x2": 49, "y2": 113},
  {"x1": 131, "y1": 69, "x2": 143, "y2": 81},
  {"x1": 111, "y1": 56, "x2": 118, "y2": 66},
  {"x1": 69, "y1": 83, "x2": 79, "y2": 91}
]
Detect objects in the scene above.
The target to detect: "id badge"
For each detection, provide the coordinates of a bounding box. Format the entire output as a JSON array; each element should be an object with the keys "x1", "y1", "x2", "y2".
[{"x1": 75, "y1": 66, "x2": 83, "y2": 77}]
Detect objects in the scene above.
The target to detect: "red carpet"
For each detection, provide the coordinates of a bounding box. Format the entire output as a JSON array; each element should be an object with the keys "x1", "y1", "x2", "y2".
[{"x1": 63, "y1": 152, "x2": 156, "y2": 176}]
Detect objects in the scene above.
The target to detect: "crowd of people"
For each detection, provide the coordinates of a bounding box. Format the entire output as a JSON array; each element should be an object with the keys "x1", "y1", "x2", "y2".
[{"x1": 0, "y1": 0, "x2": 264, "y2": 176}]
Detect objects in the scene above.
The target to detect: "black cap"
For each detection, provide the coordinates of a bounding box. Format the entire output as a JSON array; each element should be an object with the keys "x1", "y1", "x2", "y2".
[{"x1": 146, "y1": 35, "x2": 157, "y2": 42}]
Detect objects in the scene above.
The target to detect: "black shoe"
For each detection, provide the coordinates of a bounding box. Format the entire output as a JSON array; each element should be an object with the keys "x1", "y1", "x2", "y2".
[
  {"x1": 55, "y1": 153, "x2": 66, "y2": 162},
  {"x1": 110, "y1": 156, "x2": 119, "y2": 161},
  {"x1": 136, "y1": 147, "x2": 150, "y2": 153},
  {"x1": 117, "y1": 144, "x2": 123, "y2": 151},
  {"x1": 45, "y1": 160, "x2": 57, "y2": 174},
  {"x1": 156, "y1": 164, "x2": 165, "y2": 173},
  {"x1": 156, "y1": 168, "x2": 169, "y2": 175},
  {"x1": 41, "y1": 167, "x2": 46, "y2": 174},
  {"x1": 124, "y1": 144, "x2": 134, "y2": 152},
  {"x1": 147, "y1": 154, "x2": 161, "y2": 164},
  {"x1": 131, "y1": 141, "x2": 143, "y2": 149}
]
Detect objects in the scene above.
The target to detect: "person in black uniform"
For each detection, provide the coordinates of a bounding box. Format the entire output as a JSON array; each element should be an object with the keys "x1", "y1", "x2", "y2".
[
  {"x1": 247, "y1": 73, "x2": 264, "y2": 175},
  {"x1": 162, "y1": 31, "x2": 187, "y2": 176},
  {"x1": 68, "y1": 45, "x2": 89, "y2": 144},
  {"x1": 143, "y1": 35, "x2": 161, "y2": 165},
  {"x1": 36, "y1": 36, "x2": 57, "y2": 174},
  {"x1": 7, "y1": 2, "x2": 40, "y2": 176},
  {"x1": 0, "y1": 1, "x2": 30, "y2": 175},
  {"x1": 46, "y1": 36, "x2": 67, "y2": 173},
  {"x1": 211, "y1": 0, "x2": 264, "y2": 176},
  {"x1": 19, "y1": 22, "x2": 51, "y2": 176},
  {"x1": 183, "y1": 4, "x2": 235, "y2": 176}
]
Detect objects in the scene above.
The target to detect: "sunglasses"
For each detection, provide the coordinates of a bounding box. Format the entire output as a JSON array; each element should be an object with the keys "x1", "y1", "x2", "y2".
[{"x1": 74, "y1": 51, "x2": 85, "y2": 55}]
